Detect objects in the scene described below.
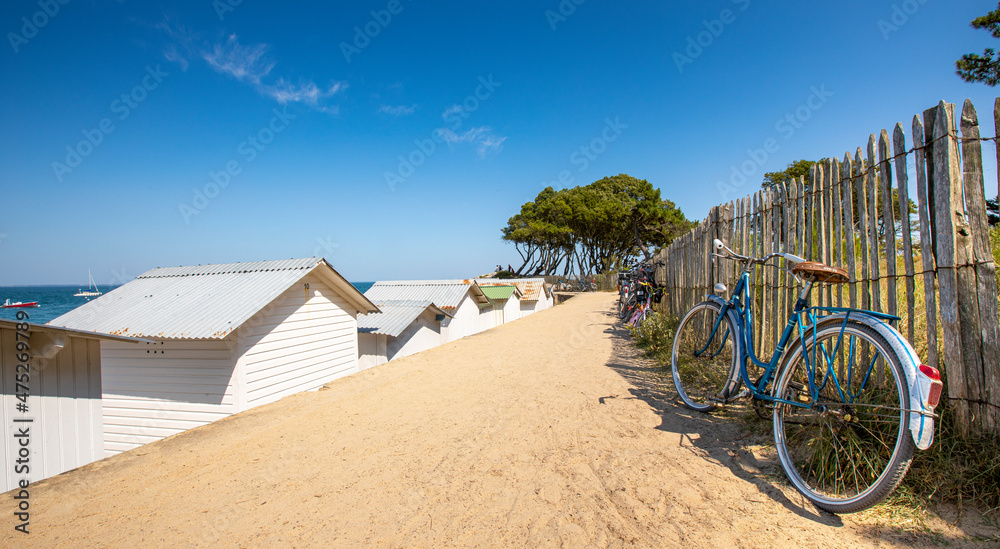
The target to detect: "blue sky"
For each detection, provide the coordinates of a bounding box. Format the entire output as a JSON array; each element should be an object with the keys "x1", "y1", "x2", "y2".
[{"x1": 1, "y1": 0, "x2": 998, "y2": 285}]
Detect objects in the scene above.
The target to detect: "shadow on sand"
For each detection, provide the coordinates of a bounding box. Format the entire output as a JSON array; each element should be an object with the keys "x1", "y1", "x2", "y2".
[{"x1": 600, "y1": 311, "x2": 844, "y2": 528}]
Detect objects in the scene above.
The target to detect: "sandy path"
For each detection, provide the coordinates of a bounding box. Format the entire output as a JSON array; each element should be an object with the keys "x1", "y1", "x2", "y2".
[{"x1": 2, "y1": 293, "x2": 995, "y2": 547}]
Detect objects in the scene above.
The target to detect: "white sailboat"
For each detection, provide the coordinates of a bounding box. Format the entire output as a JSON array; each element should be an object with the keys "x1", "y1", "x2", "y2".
[{"x1": 74, "y1": 269, "x2": 102, "y2": 298}]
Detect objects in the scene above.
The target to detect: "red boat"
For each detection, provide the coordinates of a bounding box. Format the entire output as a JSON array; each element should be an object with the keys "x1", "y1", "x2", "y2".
[{"x1": 2, "y1": 299, "x2": 39, "y2": 308}]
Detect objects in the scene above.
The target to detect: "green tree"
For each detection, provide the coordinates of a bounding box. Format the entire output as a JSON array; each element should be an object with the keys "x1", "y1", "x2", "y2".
[
  {"x1": 502, "y1": 174, "x2": 694, "y2": 275},
  {"x1": 987, "y1": 196, "x2": 999, "y2": 226},
  {"x1": 762, "y1": 159, "x2": 819, "y2": 189},
  {"x1": 956, "y1": 2, "x2": 1000, "y2": 85}
]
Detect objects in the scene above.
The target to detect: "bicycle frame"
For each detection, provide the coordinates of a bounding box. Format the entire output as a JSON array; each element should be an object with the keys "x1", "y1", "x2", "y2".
[
  {"x1": 703, "y1": 267, "x2": 897, "y2": 407},
  {"x1": 698, "y1": 259, "x2": 940, "y2": 449},
  {"x1": 701, "y1": 269, "x2": 807, "y2": 406}
]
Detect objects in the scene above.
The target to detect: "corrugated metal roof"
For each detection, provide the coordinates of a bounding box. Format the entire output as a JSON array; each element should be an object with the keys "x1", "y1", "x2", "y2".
[
  {"x1": 364, "y1": 280, "x2": 490, "y2": 309},
  {"x1": 357, "y1": 300, "x2": 449, "y2": 337},
  {"x1": 49, "y1": 258, "x2": 377, "y2": 340},
  {"x1": 475, "y1": 278, "x2": 549, "y2": 302},
  {"x1": 1, "y1": 319, "x2": 145, "y2": 343},
  {"x1": 479, "y1": 285, "x2": 517, "y2": 301}
]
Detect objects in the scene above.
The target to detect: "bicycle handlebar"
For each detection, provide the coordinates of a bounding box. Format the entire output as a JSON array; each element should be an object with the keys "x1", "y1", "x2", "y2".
[{"x1": 712, "y1": 239, "x2": 806, "y2": 271}]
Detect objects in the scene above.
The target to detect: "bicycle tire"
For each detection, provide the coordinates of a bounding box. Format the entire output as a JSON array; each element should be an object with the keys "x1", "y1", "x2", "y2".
[
  {"x1": 622, "y1": 295, "x2": 640, "y2": 321},
  {"x1": 671, "y1": 300, "x2": 741, "y2": 412},
  {"x1": 772, "y1": 319, "x2": 914, "y2": 514},
  {"x1": 618, "y1": 291, "x2": 631, "y2": 319}
]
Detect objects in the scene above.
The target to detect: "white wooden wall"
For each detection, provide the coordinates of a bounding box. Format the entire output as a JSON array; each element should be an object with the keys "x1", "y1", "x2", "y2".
[
  {"x1": 100, "y1": 339, "x2": 236, "y2": 456},
  {"x1": 442, "y1": 294, "x2": 487, "y2": 343},
  {"x1": 519, "y1": 293, "x2": 553, "y2": 317},
  {"x1": 358, "y1": 332, "x2": 387, "y2": 370},
  {"x1": 237, "y1": 273, "x2": 359, "y2": 409},
  {"x1": 503, "y1": 295, "x2": 521, "y2": 323},
  {"x1": 387, "y1": 308, "x2": 443, "y2": 361},
  {"x1": 1, "y1": 329, "x2": 105, "y2": 492}
]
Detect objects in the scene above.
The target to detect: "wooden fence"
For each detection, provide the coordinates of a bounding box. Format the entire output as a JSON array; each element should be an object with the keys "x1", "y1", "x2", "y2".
[{"x1": 653, "y1": 99, "x2": 1000, "y2": 438}]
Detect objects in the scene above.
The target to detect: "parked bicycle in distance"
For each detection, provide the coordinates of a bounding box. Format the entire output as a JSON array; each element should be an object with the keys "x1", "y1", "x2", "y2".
[
  {"x1": 670, "y1": 238, "x2": 943, "y2": 514},
  {"x1": 618, "y1": 260, "x2": 664, "y2": 326}
]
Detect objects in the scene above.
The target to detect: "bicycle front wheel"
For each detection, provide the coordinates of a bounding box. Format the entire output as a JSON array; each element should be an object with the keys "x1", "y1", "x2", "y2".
[
  {"x1": 772, "y1": 319, "x2": 914, "y2": 514},
  {"x1": 628, "y1": 305, "x2": 649, "y2": 327},
  {"x1": 671, "y1": 301, "x2": 740, "y2": 412}
]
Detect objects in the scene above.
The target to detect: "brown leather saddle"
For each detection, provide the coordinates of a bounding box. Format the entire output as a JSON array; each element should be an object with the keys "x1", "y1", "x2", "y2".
[{"x1": 791, "y1": 262, "x2": 850, "y2": 284}]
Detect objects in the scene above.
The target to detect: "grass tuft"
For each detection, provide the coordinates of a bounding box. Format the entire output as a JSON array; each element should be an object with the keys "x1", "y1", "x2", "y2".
[{"x1": 627, "y1": 311, "x2": 678, "y2": 360}]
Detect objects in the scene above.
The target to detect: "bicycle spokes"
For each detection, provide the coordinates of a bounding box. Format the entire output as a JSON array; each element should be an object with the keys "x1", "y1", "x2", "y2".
[
  {"x1": 672, "y1": 302, "x2": 739, "y2": 412},
  {"x1": 774, "y1": 321, "x2": 913, "y2": 512}
]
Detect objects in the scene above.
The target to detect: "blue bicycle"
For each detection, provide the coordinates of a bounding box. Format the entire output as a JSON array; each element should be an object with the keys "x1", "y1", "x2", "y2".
[{"x1": 671, "y1": 239, "x2": 944, "y2": 513}]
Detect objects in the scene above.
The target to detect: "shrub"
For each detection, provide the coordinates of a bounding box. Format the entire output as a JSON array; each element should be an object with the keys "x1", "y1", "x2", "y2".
[{"x1": 628, "y1": 311, "x2": 678, "y2": 362}]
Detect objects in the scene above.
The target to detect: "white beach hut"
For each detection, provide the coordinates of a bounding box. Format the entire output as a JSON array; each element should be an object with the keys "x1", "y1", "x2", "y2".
[
  {"x1": 474, "y1": 278, "x2": 553, "y2": 317},
  {"x1": 356, "y1": 300, "x2": 451, "y2": 370},
  {"x1": 363, "y1": 280, "x2": 493, "y2": 343},
  {"x1": 477, "y1": 284, "x2": 523, "y2": 325},
  {"x1": 1, "y1": 320, "x2": 139, "y2": 492},
  {"x1": 49, "y1": 258, "x2": 378, "y2": 456}
]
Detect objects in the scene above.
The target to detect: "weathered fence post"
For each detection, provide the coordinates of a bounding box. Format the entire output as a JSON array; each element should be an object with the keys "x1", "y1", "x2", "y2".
[
  {"x1": 913, "y1": 115, "x2": 939, "y2": 372},
  {"x1": 960, "y1": 99, "x2": 1000, "y2": 434},
  {"x1": 879, "y1": 129, "x2": 898, "y2": 318},
  {"x1": 893, "y1": 123, "x2": 916, "y2": 343},
  {"x1": 928, "y1": 101, "x2": 982, "y2": 438}
]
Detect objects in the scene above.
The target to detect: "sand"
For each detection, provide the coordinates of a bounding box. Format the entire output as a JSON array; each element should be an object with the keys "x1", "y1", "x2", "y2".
[{"x1": 2, "y1": 292, "x2": 996, "y2": 547}]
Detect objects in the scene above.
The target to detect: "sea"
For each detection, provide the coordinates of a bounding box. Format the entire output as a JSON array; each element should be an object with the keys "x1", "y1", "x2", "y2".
[{"x1": 1, "y1": 282, "x2": 377, "y2": 325}]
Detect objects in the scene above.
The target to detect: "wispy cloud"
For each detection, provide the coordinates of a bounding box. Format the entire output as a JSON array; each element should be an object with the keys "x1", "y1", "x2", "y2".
[
  {"x1": 476, "y1": 134, "x2": 507, "y2": 158},
  {"x1": 441, "y1": 104, "x2": 464, "y2": 119},
  {"x1": 263, "y1": 79, "x2": 345, "y2": 112},
  {"x1": 159, "y1": 21, "x2": 344, "y2": 113},
  {"x1": 436, "y1": 126, "x2": 507, "y2": 158},
  {"x1": 379, "y1": 104, "x2": 416, "y2": 116},
  {"x1": 202, "y1": 34, "x2": 274, "y2": 84},
  {"x1": 163, "y1": 43, "x2": 188, "y2": 71}
]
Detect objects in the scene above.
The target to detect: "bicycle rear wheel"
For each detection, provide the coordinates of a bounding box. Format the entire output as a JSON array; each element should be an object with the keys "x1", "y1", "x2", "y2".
[
  {"x1": 618, "y1": 294, "x2": 633, "y2": 319},
  {"x1": 772, "y1": 319, "x2": 914, "y2": 514},
  {"x1": 671, "y1": 301, "x2": 740, "y2": 412}
]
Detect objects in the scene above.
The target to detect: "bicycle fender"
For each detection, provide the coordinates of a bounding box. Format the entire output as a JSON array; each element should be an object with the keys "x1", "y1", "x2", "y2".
[{"x1": 818, "y1": 313, "x2": 934, "y2": 450}]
